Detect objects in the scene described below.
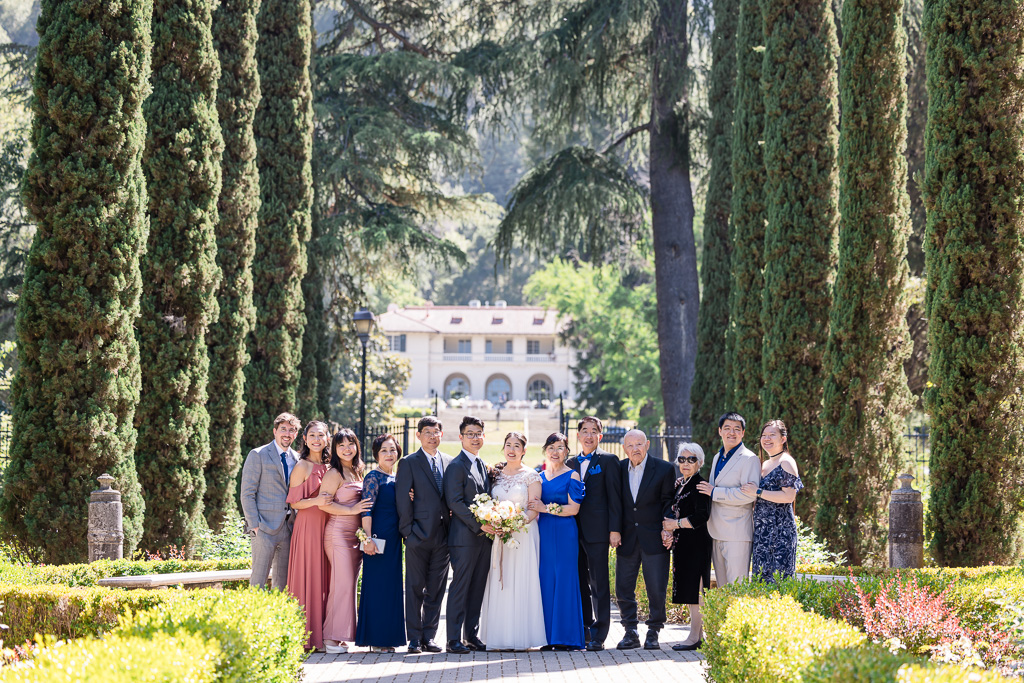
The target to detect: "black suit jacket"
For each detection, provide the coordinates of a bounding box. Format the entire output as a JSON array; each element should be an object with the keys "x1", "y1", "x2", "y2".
[
  {"x1": 443, "y1": 450, "x2": 493, "y2": 548},
  {"x1": 396, "y1": 448, "x2": 453, "y2": 542},
  {"x1": 567, "y1": 447, "x2": 622, "y2": 544},
  {"x1": 619, "y1": 455, "x2": 676, "y2": 556}
]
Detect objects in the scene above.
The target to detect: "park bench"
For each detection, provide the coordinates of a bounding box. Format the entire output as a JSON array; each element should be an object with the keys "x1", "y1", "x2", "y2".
[{"x1": 97, "y1": 569, "x2": 251, "y2": 590}]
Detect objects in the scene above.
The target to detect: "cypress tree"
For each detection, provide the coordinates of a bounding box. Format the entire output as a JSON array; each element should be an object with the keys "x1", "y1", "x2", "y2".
[
  {"x1": 725, "y1": 0, "x2": 768, "y2": 423},
  {"x1": 760, "y1": 0, "x2": 840, "y2": 520},
  {"x1": 1, "y1": 0, "x2": 151, "y2": 561},
  {"x1": 923, "y1": 0, "x2": 1024, "y2": 565},
  {"x1": 136, "y1": 0, "x2": 223, "y2": 552},
  {"x1": 690, "y1": 0, "x2": 738, "y2": 447},
  {"x1": 814, "y1": 0, "x2": 913, "y2": 565},
  {"x1": 244, "y1": 0, "x2": 313, "y2": 437},
  {"x1": 205, "y1": 0, "x2": 261, "y2": 530},
  {"x1": 297, "y1": 218, "x2": 330, "y2": 422}
]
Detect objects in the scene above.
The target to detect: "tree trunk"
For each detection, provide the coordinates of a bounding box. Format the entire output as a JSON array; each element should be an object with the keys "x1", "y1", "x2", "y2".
[{"x1": 650, "y1": 0, "x2": 698, "y2": 434}]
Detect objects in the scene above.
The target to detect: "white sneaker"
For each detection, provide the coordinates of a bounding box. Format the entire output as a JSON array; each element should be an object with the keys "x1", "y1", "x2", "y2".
[{"x1": 325, "y1": 644, "x2": 348, "y2": 654}]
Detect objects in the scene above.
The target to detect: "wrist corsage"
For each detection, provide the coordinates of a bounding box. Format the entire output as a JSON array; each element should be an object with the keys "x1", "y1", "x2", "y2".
[
  {"x1": 546, "y1": 502, "x2": 563, "y2": 515},
  {"x1": 355, "y1": 528, "x2": 369, "y2": 545}
]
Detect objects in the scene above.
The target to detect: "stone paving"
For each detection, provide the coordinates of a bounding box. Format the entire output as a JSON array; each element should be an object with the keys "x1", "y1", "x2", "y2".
[{"x1": 302, "y1": 589, "x2": 707, "y2": 683}]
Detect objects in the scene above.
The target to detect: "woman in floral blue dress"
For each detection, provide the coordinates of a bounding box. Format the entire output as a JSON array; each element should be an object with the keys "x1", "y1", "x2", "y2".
[{"x1": 741, "y1": 419, "x2": 804, "y2": 581}]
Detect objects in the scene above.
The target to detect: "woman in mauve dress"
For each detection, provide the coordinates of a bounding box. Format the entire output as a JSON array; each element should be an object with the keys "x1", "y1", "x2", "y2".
[
  {"x1": 319, "y1": 429, "x2": 371, "y2": 654},
  {"x1": 286, "y1": 420, "x2": 332, "y2": 651}
]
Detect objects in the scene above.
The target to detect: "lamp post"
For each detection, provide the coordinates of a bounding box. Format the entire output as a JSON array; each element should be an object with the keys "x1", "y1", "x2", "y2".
[
  {"x1": 431, "y1": 389, "x2": 438, "y2": 416},
  {"x1": 353, "y1": 307, "x2": 375, "y2": 451}
]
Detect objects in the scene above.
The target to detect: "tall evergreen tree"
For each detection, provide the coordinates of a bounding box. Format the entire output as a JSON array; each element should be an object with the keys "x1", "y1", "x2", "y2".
[
  {"x1": 760, "y1": 0, "x2": 840, "y2": 520},
  {"x1": 690, "y1": 0, "x2": 738, "y2": 448},
  {"x1": 1, "y1": 0, "x2": 151, "y2": 561},
  {"x1": 297, "y1": 217, "x2": 330, "y2": 422},
  {"x1": 205, "y1": 0, "x2": 261, "y2": 530},
  {"x1": 815, "y1": 0, "x2": 913, "y2": 565},
  {"x1": 923, "y1": 0, "x2": 1024, "y2": 565},
  {"x1": 725, "y1": 0, "x2": 767, "y2": 423},
  {"x1": 136, "y1": 0, "x2": 223, "y2": 552},
  {"x1": 244, "y1": 0, "x2": 313, "y2": 436}
]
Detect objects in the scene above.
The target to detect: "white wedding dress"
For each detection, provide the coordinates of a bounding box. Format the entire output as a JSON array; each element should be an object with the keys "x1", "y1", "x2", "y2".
[{"x1": 478, "y1": 468, "x2": 548, "y2": 650}]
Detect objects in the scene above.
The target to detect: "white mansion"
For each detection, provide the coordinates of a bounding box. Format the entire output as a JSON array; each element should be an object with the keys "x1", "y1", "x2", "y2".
[{"x1": 378, "y1": 301, "x2": 577, "y2": 407}]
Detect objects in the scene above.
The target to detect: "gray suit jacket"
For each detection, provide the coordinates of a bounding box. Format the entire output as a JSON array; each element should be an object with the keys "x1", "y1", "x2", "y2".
[
  {"x1": 707, "y1": 444, "x2": 761, "y2": 542},
  {"x1": 240, "y1": 441, "x2": 298, "y2": 535},
  {"x1": 396, "y1": 448, "x2": 453, "y2": 543}
]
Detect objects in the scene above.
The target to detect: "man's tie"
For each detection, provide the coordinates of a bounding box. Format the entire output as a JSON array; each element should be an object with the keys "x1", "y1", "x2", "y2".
[
  {"x1": 431, "y1": 457, "x2": 443, "y2": 492},
  {"x1": 475, "y1": 458, "x2": 487, "y2": 486},
  {"x1": 280, "y1": 450, "x2": 291, "y2": 487}
]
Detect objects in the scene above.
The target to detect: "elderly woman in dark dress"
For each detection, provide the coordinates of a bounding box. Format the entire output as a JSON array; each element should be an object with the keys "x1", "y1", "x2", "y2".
[{"x1": 660, "y1": 442, "x2": 712, "y2": 651}]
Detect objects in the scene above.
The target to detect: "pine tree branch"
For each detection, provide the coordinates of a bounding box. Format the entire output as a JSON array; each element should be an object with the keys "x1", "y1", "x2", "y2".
[
  {"x1": 604, "y1": 121, "x2": 651, "y2": 154},
  {"x1": 343, "y1": 0, "x2": 435, "y2": 57}
]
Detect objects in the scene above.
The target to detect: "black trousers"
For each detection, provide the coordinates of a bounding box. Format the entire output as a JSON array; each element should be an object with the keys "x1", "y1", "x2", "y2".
[
  {"x1": 578, "y1": 540, "x2": 611, "y2": 642},
  {"x1": 404, "y1": 537, "x2": 449, "y2": 641},
  {"x1": 615, "y1": 546, "x2": 670, "y2": 632},
  {"x1": 446, "y1": 543, "x2": 490, "y2": 641}
]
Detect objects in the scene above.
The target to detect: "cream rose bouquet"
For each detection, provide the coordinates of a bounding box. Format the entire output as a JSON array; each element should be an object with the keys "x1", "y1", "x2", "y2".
[{"x1": 468, "y1": 493, "x2": 528, "y2": 547}]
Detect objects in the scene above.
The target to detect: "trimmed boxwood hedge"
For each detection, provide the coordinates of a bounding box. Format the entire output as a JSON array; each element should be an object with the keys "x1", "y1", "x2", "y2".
[
  {"x1": 703, "y1": 592, "x2": 1015, "y2": 682},
  {"x1": 0, "y1": 558, "x2": 250, "y2": 587},
  {"x1": 0, "y1": 632, "x2": 221, "y2": 682}
]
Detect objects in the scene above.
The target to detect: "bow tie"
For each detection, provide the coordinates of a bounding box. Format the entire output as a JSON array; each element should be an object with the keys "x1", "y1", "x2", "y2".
[{"x1": 579, "y1": 452, "x2": 594, "y2": 462}]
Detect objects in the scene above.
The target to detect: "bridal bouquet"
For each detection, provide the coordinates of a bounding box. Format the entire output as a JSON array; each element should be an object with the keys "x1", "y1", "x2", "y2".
[{"x1": 469, "y1": 493, "x2": 528, "y2": 548}]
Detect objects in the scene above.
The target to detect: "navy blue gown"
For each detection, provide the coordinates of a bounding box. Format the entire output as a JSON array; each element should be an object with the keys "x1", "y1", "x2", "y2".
[
  {"x1": 355, "y1": 469, "x2": 406, "y2": 647},
  {"x1": 538, "y1": 470, "x2": 586, "y2": 649},
  {"x1": 751, "y1": 466, "x2": 804, "y2": 582}
]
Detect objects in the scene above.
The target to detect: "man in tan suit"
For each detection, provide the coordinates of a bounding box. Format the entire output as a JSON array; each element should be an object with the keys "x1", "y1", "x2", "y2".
[{"x1": 697, "y1": 412, "x2": 761, "y2": 586}]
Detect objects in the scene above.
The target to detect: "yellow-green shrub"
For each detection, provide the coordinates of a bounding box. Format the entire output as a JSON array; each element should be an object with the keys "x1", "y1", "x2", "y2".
[
  {"x1": 113, "y1": 588, "x2": 304, "y2": 683},
  {"x1": 0, "y1": 558, "x2": 250, "y2": 587},
  {"x1": 0, "y1": 584, "x2": 176, "y2": 644},
  {"x1": 803, "y1": 645, "x2": 1013, "y2": 682},
  {"x1": 0, "y1": 632, "x2": 221, "y2": 682},
  {"x1": 703, "y1": 594, "x2": 866, "y2": 682}
]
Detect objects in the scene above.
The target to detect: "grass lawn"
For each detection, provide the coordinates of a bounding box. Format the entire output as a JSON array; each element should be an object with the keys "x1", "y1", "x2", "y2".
[{"x1": 436, "y1": 441, "x2": 548, "y2": 468}]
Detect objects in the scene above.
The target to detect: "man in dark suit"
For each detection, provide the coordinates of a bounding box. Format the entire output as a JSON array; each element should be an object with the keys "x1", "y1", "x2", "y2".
[
  {"x1": 615, "y1": 428, "x2": 675, "y2": 651},
  {"x1": 566, "y1": 416, "x2": 622, "y2": 651},
  {"x1": 442, "y1": 416, "x2": 495, "y2": 654},
  {"x1": 396, "y1": 415, "x2": 453, "y2": 654}
]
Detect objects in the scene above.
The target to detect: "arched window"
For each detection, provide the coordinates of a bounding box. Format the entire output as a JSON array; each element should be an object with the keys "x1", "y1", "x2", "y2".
[
  {"x1": 444, "y1": 375, "x2": 470, "y2": 400},
  {"x1": 486, "y1": 375, "x2": 512, "y2": 406},
  {"x1": 527, "y1": 376, "x2": 552, "y2": 404}
]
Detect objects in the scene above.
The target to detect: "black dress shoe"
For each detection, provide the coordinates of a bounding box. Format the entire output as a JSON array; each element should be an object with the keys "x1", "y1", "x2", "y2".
[
  {"x1": 540, "y1": 644, "x2": 556, "y2": 651},
  {"x1": 616, "y1": 630, "x2": 641, "y2": 650},
  {"x1": 586, "y1": 641, "x2": 604, "y2": 651},
  {"x1": 643, "y1": 630, "x2": 660, "y2": 650},
  {"x1": 407, "y1": 640, "x2": 421, "y2": 654},
  {"x1": 447, "y1": 640, "x2": 470, "y2": 654},
  {"x1": 465, "y1": 636, "x2": 487, "y2": 651},
  {"x1": 422, "y1": 640, "x2": 442, "y2": 653}
]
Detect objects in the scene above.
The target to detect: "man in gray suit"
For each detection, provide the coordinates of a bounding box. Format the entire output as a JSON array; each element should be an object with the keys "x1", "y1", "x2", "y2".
[
  {"x1": 240, "y1": 412, "x2": 301, "y2": 589},
  {"x1": 396, "y1": 415, "x2": 453, "y2": 654},
  {"x1": 697, "y1": 412, "x2": 761, "y2": 586}
]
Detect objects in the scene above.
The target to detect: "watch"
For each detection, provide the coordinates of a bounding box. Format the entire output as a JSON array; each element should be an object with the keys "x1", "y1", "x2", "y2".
[{"x1": 756, "y1": 487, "x2": 763, "y2": 497}]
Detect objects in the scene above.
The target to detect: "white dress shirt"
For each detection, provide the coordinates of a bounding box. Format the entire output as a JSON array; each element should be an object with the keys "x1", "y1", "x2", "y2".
[
  {"x1": 628, "y1": 454, "x2": 648, "y2": 502},
  {"x1": 579, "y1": 450, "x2": 596, "y2": 478}
]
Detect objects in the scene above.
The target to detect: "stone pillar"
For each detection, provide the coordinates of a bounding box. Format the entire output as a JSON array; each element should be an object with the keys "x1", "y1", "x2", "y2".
[
  {"x1": 88, "y1": 474, "x2": 124, "y2": 562},
  {"x1": 888, "y1": 473, "x2": 924, "y2": 568}
]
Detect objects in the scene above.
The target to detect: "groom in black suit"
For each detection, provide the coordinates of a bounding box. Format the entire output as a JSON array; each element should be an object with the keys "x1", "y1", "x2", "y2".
[
  {"x1": 442, "y1": 416, "x2": 495, "y2": 654},
  {"x1": 396, "y1": 416, "x2": 452, "y2": 654},
  {"x1": 566, "y1": 416, "x2": 622, "y2": 651},
  {"x1": 615, "y1": 429, "x2": 675, "y2": 651}
]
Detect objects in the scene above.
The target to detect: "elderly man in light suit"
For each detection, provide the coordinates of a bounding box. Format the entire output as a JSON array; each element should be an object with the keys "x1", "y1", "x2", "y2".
[
  {"x1": 697, "y1": 412, "x2": 761, "y2": 586},
  {"x1": 240, "y1": 412, "x2": 301, "y2": 590}
]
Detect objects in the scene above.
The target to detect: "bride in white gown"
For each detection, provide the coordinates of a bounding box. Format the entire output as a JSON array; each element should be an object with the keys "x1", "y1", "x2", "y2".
[{"x1": 479, "y1": 431, "x2": 548, "y2": 650}]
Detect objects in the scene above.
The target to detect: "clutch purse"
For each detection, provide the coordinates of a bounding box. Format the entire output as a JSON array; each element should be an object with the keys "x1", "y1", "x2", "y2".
[{"x1": 368, "y1": 536, "x2": 386, "y2": 553}]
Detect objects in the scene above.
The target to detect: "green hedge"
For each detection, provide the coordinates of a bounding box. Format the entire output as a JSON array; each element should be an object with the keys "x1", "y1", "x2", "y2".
[
  {"x1": 703, "y1": 592, "x2": 1014, "y2": 682},
  {"x1": 0, "y1": 584, "x2": 175, "y2": 643},
  {"x1": 0, "y1": 632, "x2": 221, "y2": 682},
  {"x1": 0, "y1": 558, "x2": 250, "y2": 587},
  {"x1": 113, "y1": 589, "x2": 305, "y2": 683}
]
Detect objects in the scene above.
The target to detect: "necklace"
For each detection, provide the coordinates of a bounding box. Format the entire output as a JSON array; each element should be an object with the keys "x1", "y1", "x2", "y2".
[{"x1": 680, "y1": 474, "x2": 694, "y2": 489}]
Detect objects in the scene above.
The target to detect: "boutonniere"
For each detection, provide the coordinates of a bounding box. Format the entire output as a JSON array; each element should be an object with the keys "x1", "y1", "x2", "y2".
[{"x1": 589, "y1": 464, "x2": 601, "y2": 476}]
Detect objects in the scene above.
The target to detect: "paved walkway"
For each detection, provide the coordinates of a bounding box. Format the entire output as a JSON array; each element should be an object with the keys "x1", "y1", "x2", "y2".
[{"x1": 303, "y1": 587, "x2": 707, "y2": 683}]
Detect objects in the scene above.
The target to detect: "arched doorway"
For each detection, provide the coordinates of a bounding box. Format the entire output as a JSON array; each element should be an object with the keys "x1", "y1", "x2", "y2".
[
  {"x1": 444, "y1": 374, "x2": 471, "y2": 400},
  {"x1": 485, "y1": 374, "x2": 512, "y2": 406},
  {"x1": 527, "y1": 374, "x2": 553, "y2": 405}
]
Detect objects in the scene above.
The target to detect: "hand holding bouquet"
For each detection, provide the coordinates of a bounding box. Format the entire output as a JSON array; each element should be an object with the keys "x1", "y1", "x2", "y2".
[
  {"x1": 469, "y1": 493, "x2": 528, "y2": 547},
  {"x1": 545, "y1": 502, "x2": 563, "y2": 516}
]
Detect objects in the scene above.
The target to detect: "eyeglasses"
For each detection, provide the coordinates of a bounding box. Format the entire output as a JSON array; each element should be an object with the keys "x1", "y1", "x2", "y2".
[
  {"x1": 462, "y1": 431, "x2": 484, "y2": 439},
  {"x1": 677, "y1": 456, "x2": 700, "y2": 464}
]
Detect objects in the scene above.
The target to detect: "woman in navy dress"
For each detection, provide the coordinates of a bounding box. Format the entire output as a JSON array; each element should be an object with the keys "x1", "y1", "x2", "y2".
[
  {"x1": 355, "y1": 434, "x2": 406, "y2": 651},
  {"x1": 529, "y1": 432, "x2": 586, "y2": 650},
  {"x1": 741, "y1": 419, "x2": 804, "y2": 582}
]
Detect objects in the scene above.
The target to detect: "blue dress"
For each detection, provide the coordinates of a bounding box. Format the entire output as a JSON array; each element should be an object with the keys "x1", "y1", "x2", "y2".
[
  {"x1": 355, "y1": 469, "x2": 406, "y2": 647},
  {"x1": 538, "y1": 470, "x2": 586, "y2": 649},
  {"x1": 751, "y1": 466, "x2": 805, "y2": 582}
]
